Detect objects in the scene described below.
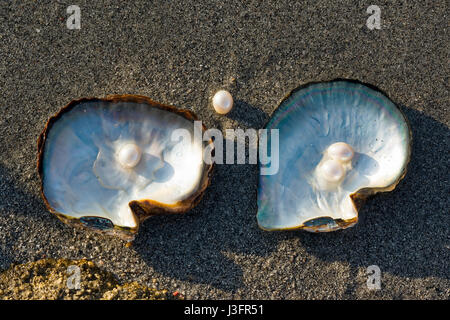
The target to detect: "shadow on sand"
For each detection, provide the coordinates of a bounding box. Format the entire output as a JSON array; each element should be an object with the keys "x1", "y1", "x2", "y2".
[
  {"x1": 134, "y1": 105, "x2": 449, "y2": 291},
  {"x1": 1, "y1": 105, "x2": 447, "y2": 292}
]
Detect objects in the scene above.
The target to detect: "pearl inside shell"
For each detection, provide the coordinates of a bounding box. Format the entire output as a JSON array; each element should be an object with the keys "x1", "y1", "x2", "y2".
[
  {"x1": 319, "y1": 159, "x2": 345, "y2": 182},
  {"x1": 327, "y1": 142, "x2": 354, "y2": 162},
  {"x1": 212, "y1": 90, "x2": 233, "y2": 114},
  {"x1": 117, "y1": 143, "x2": 142, "y2": 168}
]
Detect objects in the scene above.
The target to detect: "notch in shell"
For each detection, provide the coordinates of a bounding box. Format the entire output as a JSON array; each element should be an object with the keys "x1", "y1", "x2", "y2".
[{"x1": 38, "y1": 95, "x2": 214, "y2": 241}]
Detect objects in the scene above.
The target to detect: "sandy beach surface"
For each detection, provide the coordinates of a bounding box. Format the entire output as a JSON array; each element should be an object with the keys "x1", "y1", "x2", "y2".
[{"x1": 0, "y1": 1, "x2": 448, "y2": 299}]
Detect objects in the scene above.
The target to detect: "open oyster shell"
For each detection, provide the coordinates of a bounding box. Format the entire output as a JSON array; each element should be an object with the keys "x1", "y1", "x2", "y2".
[
  {"x1": 38, "y1": 95, "x2": 213, "y2": 241},
  {"x1": 257, "y1": 80, "x2": 411, "y2": 232}
]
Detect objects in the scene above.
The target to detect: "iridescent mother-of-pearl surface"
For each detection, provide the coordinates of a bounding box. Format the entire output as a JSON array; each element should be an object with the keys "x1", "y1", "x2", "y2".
[
  {"x1": 42, "y1": 101, "x2": 205, "y2": 229},
  {"x1": 257, "y1": 81, "x2": 410, "y2": 231}
]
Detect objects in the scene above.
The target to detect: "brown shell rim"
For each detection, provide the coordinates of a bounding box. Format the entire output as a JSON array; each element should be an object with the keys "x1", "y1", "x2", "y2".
[
  {"x1": 37, "y1": 94, "x2": 214, "y2": 241},
  {"x1": 257, "y1": 78, "x2": 413, "y2": 232}
]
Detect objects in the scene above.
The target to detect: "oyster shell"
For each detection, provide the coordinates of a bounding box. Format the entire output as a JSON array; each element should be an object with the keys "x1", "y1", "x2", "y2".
[
  {"x1": 38, "y1": 95, "x2": 213, "y2": 240},
  {"x1": 257, "y1": 80, "x2": 411, "y2": 232}
]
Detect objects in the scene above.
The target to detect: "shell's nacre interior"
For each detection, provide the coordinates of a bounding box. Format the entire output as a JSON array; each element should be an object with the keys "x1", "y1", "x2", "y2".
[
  {"x1": 257, "y1": 81, "x2": 411, "y2": 232},
  {"x1": 41, "y1": 99, "x2": 206, "y2": 230}
]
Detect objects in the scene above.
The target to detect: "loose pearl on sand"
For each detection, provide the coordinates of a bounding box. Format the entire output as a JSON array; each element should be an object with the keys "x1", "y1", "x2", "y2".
[
  {"x1": 212, "y1": 90, "x2": 233, "y2": 114},
  {"x1": 319, "y1": 160, "x2": 345, "y2": 182},
  {"x1": 327, "y1": 142, "x2": 354, "y2": 162},
  {"x1": 117, "y1": 143, "x2": 142, "y2": 168}
]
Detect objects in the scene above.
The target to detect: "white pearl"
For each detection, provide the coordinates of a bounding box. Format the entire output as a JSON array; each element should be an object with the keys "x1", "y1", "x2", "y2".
[
  {"x1": 212, "y1": 90, "x2": 233, "y2": 114},
  {"x1": 319, "y1": 160, "x2": 345, "y2": 182},
  {"x1": 327, "y1": 142, "x2": 354, "y2": 162},
  {"x1": 117, "y1": 143, "x2": 142, "y2": 168}
]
